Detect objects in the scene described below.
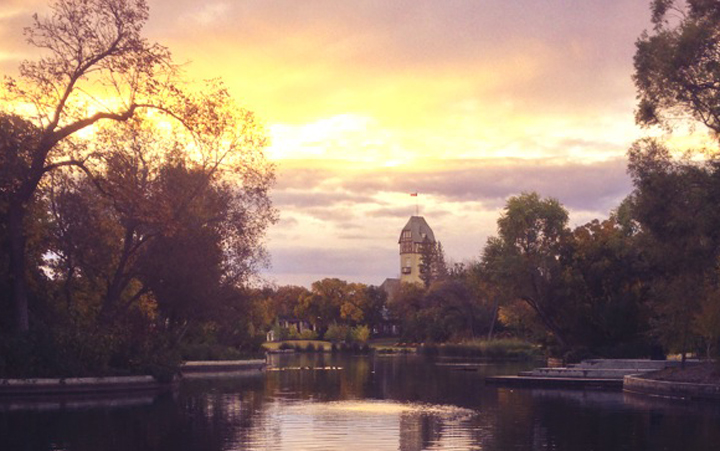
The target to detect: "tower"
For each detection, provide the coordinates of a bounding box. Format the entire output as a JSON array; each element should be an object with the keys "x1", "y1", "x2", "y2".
[{"x1": 398, "y1": 216, "x2": 435, "y2": 285}]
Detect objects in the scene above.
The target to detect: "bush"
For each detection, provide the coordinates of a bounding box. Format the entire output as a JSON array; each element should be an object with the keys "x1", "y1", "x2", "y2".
[
  {"x1": 324, "y1": 323, "x2": 351, "y2": 343},
  {"x1": 352, "y1": 325, "x2": 371, "y2": 344},
  {"x1": 0, "y1": 320, "x2": 183, "y2": 379},
  {"x1": 299, "y1": 329, "x2": 318, "y2": 340},
  {"x1": 288, "y1": 327, "x2": 301, "y2": 340},
  {"x1": 180, "y1": 343, "x2": 245, "y2": 361},
  {"x1": 272, "y1": 324, "x2": 291, "y2": 341}
]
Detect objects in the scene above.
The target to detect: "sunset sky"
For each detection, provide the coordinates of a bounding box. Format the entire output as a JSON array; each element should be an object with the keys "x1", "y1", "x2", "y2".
[{"x1": 1, "y1": 1, "x2": 703, "y2": 287}]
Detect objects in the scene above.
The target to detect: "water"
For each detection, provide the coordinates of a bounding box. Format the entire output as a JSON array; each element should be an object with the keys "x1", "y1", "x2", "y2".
[{"x1": 2, "y1": 354, "x2": 720, "y2": 450}]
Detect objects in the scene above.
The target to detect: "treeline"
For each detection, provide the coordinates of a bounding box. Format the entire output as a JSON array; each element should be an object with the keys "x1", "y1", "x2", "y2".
[
  {"x1": 258, "y1": 0, "x2": 720, "y2": 364},
  {"x1": 258, "y1": 143, "x2": 720, "y2": 362}
]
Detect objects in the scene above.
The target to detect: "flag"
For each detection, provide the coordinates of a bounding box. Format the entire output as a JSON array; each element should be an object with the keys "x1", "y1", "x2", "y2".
[{"x1": 410, "y1": 192, "x2": 418, "y2": 197}]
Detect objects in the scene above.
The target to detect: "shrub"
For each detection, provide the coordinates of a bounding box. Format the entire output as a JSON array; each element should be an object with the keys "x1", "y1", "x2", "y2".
[
  {"x1": 288, "y1": 327, "x2": 301, "y2": 340},
  {"x1": 299, "y1": 329, "x2": 318, "y2": 340},
  {"x1": 352, "y1": 325, "x2": 371, "y2": 344},
  {"x1": 325, "y1": 323, "x2": 351, "y2": 343},
  {"x1": 272, "y1": 324, "x2": 291, "y2": 341}
]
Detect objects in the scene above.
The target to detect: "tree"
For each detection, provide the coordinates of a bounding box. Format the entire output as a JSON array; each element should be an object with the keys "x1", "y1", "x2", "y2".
[
  {"x1": 418, "y1": 239, "x2": 448, "y2": 288},
  {"x1": 359, "y1": 285, "x2": 387, "y2": 333},
  {"x1": 1, "y1": 0, "x2": 271, "y2": 333},
  {"x1": 481, "y1": 192, "x2": 570, "y2": 347},
  {"x1": 445, "y1": 261, "x2": 502, "y2": 339},
  {"x1": 559, "y1": 217, "x2": 651, "y2": 356},
  {"x1": 627, "y1": 138, "x2": 720, "y2": 363},
  {"x1": 263, "y1": 285, "x2": 310, "y2": 325},
  {"x1": 634, "y1": 0, "x2": 720, "y2": 137},
  {"x1": 295, "y1": 278, "x2": 346, "y2": 330},
  {"x1": 45, "y1": 115, "x2": 273, "y2": 328}
]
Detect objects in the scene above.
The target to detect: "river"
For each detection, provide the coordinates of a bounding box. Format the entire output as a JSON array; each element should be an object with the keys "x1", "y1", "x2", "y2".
[{"x1": 2, "y1": 353, "x2": 720, "y2": 450}]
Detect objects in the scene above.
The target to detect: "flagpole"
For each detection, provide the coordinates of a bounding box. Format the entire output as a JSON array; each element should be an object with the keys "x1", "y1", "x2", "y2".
[{"x1": 410, "y1": 192, "x2": 419, "y2": 216}]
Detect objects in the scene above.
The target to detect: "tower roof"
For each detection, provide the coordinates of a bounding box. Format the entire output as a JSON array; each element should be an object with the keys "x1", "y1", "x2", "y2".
[{"x1": 398, "y1": 216, "x2": 435, "y2": 243}]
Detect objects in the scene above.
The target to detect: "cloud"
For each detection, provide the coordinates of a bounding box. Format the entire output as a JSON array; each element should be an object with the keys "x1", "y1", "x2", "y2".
[
  {"x1": 272, "y1": 190, "x2": 375, "y2": 208},
  {"x1": 263, "y1": 157, "x2": 634, "y2": 286},
  {"x1": 267, "y1": 246, "x2": 398, "y2": 285},
  {"x1": 274, "y1": 157, "x2": 632, "y2": 213},
  {"x1": 3, "y1": 0, "x2": 653, "y2": 288},
  {"x1": 140, "y1": 0, "x2": 652, "y2": 127}
]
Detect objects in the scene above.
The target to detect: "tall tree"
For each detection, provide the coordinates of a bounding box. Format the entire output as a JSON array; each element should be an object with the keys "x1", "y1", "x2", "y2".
[
  {"x1": 560, "y1": 217, "x2": 651, "y2": 355},
  {"x1": 627, "y1": 138, "x2": 720, "y2": 362},
  {"x1": 47, "y1": 116, "x2": 274, "y2": 331},
  {"x1": 482, "y1": 192, "x2": 570, "y2": 347},
  {"x1": 418, "y1": 239, "x2": 448, "y2": 288},
  {"x1": 634, "y1": 0, "x2": 720, "y2": 137},
  {"x1": 1, "y1": 0, "x2": 269, "y2": 332}
]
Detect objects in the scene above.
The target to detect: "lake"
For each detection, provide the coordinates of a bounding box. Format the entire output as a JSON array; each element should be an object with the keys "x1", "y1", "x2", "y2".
[{"x1": 2, "y1": 353, "x2": 720, "y2": 450}]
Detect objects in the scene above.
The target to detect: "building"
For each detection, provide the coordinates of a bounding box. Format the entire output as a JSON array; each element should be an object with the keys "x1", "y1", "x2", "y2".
[{"x1": 398, "y1": 215, "x2": 436, "y2": 285}]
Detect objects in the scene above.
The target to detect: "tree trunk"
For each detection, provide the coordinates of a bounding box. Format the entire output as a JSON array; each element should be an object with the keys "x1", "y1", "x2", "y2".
[
  {"x1": 8, "y1": 201, "x2": 29, "y2": 332},
  {"x1": 487, "y1": 296, "x2": 500, "y2": 341},
  {"x1": 521, "y1": 295, "x2": 567, "y2": 348}
]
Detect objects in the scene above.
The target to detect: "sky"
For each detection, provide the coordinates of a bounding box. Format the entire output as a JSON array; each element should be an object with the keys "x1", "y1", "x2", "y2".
[{"x1": 0, "y1": 0, "x2": 699, "y2": 287}]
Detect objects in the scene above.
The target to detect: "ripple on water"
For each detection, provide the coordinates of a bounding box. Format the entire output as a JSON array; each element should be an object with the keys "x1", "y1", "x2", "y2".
[{"x1": 233, "y1": 399, "x2": 481, "y2": 451}]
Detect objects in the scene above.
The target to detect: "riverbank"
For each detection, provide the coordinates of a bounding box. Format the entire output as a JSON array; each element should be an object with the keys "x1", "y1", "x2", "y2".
[
  {"x1": 486, "y1": 359, "x2": 720, "y2": 401},
  {"x1": 623, "y1": 363, "x2": 720, "y2": 400},
  {"x1": 0, "y1": 359, "x2": 267, "y2": 396},
  {"x1": 0, "y1": 375, "x2": 168, "y2": 396}
]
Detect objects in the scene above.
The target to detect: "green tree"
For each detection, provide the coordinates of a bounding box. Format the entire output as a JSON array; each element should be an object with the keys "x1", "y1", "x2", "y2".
[
  {"x1": 559, "y1": 217, "x2": 652, "y2": 356},
  {"x1": 449, "y1": 261, "x2": 502, "y2": 340},
  {"x1": 627, "y1": 138, "x2": 720, "y2": 362},
  {"x1": 482, "y1": 192, "x2": 570, "y2": 347},
  {"x1": 634, "y1": 0, "x2": 720, "y2": 137},
  {"x1": 295, "y1": 278, "x2": 347, "y2": 331},
  {"x1": 695, "y1": 286, "x2": 720, "y2": 359},
  {"x1": 360, "y1": 285, "x2": 388, "y2": 333},
  {"x1": 419, "y1": 239, "x2": 448, "y2": 288}
]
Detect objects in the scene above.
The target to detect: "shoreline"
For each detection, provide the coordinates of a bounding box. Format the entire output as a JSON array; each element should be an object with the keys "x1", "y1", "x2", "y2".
[
  {"x1": 624, "y1": 373, "x2": 720, "y2": 401},
  {"x1": 0, "y1": 375, "x2": 169, "y2": 397},
  {"x1": 0, "y1": 359, "x2": 267, "y2": 396}
]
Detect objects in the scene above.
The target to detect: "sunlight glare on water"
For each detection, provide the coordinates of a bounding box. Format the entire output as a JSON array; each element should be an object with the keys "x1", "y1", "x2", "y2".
[{"x1": 233, "y1": 399, "x2": 481, "y2": 451}]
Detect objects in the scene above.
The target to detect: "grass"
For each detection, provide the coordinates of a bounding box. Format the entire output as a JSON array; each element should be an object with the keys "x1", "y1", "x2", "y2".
[
  {"x1": 262, "y1": 340, "x2": 332, "y2": 352},
  {"x1": 419, "y1": 338, "x2": 541, "y2": 360},
  {"x1": 369, "y1": 338, "x2": 418, "y2": 354}
]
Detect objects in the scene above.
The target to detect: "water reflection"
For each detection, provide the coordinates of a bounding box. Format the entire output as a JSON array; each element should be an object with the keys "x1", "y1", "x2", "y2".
[
  {"x1": 2, "y1": 354, "x2": 720, "y2": 451},
  {"x1": 233, "y1": 401, "x2": 474, "y2": 451},
  {"x1": 235, "y1": 399, "x2": 478, "y2": 451}
]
